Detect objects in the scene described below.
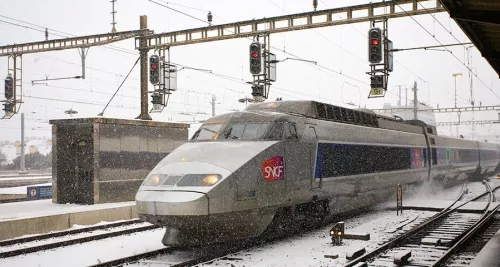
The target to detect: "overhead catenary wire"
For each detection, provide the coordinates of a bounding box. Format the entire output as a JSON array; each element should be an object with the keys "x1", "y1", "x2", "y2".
[
  {"x1": 395, "y1": 3, "x2": 500, "y2": 101},
  {"x1": 417, "y1": 2, "x2": 469, "y2": 50},
  {"x1": 98, "y1": 57, "x2": 140, "y2": 116},
  {"x1": 148, "y1": 0, "x2": 208, "y2": 25},
  {"x1": 316, "y1": 0, "x2": 466, "y2": 105},
  {"x1": 148, "y1": 0, "x2": 369, "y2": 89}
]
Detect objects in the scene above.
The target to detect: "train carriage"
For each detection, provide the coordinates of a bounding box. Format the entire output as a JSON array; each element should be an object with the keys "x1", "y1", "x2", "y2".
[{"x1": 135, "y1": 100, "x2": 500, "y2": 246}]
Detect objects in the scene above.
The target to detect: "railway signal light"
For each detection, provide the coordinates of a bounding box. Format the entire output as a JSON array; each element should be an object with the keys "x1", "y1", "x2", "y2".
[
  {"x1": 2, "y1": 103, "x2": 14, "y2": 115},
  {"x1": 330, "y1": 221, "x2": 344, "y2": 245},
  {"x1": 151, "y1": 92, "x2": 162, "y2": 105},
  {"x1": 249, "y1": 41, "x2": 263, "y2": 75},
  {"x1": 4, "y1": 74, "x2": 14, "y2": 100},
  {"x1": 370, "y1": 75, "x2": 384, "y2": 89},
  {"x1": 149, "y1": 55, "x2": 160, "y2": 85},
  {"x1": 368, "y1": 27, "x2": 382, "y2": 64}
]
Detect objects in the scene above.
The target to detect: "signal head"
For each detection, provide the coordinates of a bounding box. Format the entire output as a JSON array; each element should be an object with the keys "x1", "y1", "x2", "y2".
[
  {"x1": 4, "y1": 74, "x2": 14, "y2": 100},
  {"x1": 149, "y1": 55, "x2": 161, "y2": 85},
  {"x1": 249, "y1": 42, "x2": 263, "y2": 75},
  {"x1": 368, "y1": 27, "x2": 382, "y2": 64}
]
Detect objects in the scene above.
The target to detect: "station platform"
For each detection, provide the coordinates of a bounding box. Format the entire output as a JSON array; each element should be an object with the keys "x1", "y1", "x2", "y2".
[
  {"x1": 384, "y1": 199, "x2": 500, "y2": 213},
  {"x1": 470, "y1": 228, "x2": 500, "y2": 266},
  {"x1": 0, "y1": 172, "x2": 51, "y2": 178},
  {"x1": 0, "y1": 175, "x2": 52, "y2": 188},
  {"x1": 0, "y1": 182, "x2": 51, "y2": 203},
  {"x1": 0, "y1": 200, "x2": 137, "y2": 241}
]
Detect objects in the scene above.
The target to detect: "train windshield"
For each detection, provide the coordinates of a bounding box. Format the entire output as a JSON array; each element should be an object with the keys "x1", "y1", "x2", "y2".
[
  {"x1": 191, "y1": 122, "x2": 276, "y2": 141},
  {"x1": 191, "y1": 123, "x2": 224, "y2": 140},
  {"x1": 220, "y1": 123, "x2": 269, "y2": 140}
]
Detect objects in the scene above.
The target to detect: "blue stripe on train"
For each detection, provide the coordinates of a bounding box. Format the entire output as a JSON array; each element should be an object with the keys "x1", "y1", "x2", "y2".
[{"x1": 313, "y1": 142, "x2": 498, "y2": 179}]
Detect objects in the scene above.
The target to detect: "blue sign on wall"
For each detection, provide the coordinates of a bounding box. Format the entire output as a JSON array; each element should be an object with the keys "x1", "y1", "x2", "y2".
[{"x1": 27, "y1": 186, "x2": 52, "y2": 200}]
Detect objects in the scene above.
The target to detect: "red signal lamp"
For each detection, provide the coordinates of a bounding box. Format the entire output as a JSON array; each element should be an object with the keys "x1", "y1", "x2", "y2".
[
  {"x1": 371, "y1": 39, "x2": 379, "y2": 46},
  {"x1": 151, "y1": 64, "x2": 158, "y2": 70},
  {"x1": 252, "y1": 52, "x2": 259, "y2": 58}
]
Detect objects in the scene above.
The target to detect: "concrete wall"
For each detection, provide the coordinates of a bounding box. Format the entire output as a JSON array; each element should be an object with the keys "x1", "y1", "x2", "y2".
[
  {"x1": 50, "y1": 118, "x2": 189, "y2": 204},
  {"x1": 0, "y1": 205, "x2": 137, "y2": 241}
]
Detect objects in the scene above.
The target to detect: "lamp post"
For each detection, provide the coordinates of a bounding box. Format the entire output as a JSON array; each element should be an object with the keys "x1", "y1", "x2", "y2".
[{"x1": 452, "y1": 73, "x2": 462, "y2": 108}]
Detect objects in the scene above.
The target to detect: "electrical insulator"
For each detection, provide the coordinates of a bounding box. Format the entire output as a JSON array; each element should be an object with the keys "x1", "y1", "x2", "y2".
[
  {"x1": 313, "y1": 0, "x2": 318, "y2": 11},
  {"x1": 149, "y1": 55, "x2": 160, "y2": 85},
  {"x1": 4, "y1": 74, "x2": 13, "y2": 100},
  {"x1": 249, "y1": 42, "x2": 263, "y2": 75},
  {"x1": 368, "y1": 27, "x2": 383, "y2": 64}
]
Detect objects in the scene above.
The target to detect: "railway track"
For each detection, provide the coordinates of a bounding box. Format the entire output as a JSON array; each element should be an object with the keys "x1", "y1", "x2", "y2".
[
  {"x1": 88, "y1": 242, "x2": 259, "y2": 267},
  {"x1": 345, "y1": 181, "x2": 500, "y2": 267},
  {"x1": 0, "y1": 219, "x2": 160, "y2": 258}
]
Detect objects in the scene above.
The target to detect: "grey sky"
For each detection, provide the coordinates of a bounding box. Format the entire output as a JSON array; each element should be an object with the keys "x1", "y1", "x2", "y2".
[{"x1": 0, "y1": 0, "x2": 499, "y2": 141}]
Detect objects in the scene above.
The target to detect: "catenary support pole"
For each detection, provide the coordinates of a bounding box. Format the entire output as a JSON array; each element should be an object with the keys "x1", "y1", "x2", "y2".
[
  {"x1": 136, "y1": 16, "x2": 152, "y2": 120},
  {"x1": 20, "y1": 113, "x2": 25, "y2": 172},
  {"x1": 413, "y1": 81, "x2": 418, "y2": 120}
]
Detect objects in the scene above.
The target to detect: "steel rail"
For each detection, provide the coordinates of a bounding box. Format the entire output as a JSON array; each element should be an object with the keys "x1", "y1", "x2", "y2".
[
  {"x1": 344, "y1": 181, "x2": 474, "y2": 267},
  {"x1": 0, "y1": 223, "x2": 159, "y2": 258},
  {"x1": 0, "y1": 219, "x2": 142, "y2": 247},
  {"x1": 88, "y1": 247, "x2": 177, "y2": 267},
  {"x1": 430, "y1": 184, "x2": 500, "y2": 266}
]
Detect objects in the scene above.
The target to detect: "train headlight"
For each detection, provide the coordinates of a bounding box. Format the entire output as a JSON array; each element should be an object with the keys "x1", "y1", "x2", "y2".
[
  {"x1": 203, "y1": 174, "x2": 219, "y2": 185},
  {"x1": 177, "y1": 174, "x2": 222, "y2": 187},
  {"x1": 142, "y1": 174, "x2": 167, "y2": 186}
]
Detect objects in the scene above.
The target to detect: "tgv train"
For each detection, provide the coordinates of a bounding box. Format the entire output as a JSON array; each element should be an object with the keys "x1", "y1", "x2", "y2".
[{"x1": 136, "y1": 100, "x2": 500, "y2": 246}]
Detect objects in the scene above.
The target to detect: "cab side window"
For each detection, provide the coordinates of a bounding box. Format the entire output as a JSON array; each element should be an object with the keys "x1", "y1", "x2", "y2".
[
  {"x1": 267, "y1": 123, "x2": 284, "y2": 140},
  {"x1": 287, "y1": 124, "x2": 298, "y2": 140}
]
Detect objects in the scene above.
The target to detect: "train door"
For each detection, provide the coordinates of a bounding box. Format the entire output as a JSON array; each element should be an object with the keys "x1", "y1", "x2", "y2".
[
  {"x1": 284, "y1": 123, "x2": 310, "y2": 192},
  {"x1": 309, "y1": 126, "x2": 321, "y2": 189}
]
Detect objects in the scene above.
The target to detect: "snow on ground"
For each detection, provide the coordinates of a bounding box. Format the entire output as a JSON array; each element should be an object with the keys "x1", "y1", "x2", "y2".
[
  {"x1": 1, "y1": 181, "x2": 499, "y2": 266},
  {"x1": 0, "y1": 229, "x2": 166, "y2": 267},
  {"x1": 0, "y1": 199, "x2": 135, "y2": 221},
  {"x1": 0, "y1": 183, "x2": 51, "y2": 195},
  {"x1": 196, "y1": 210, "x2": 435, "y2": 267},
  {"x1": 0, "y1": 222, "x2": 152, "y2": 253},
  {"x1": 0, "y1": 175, "x2": 52, "y2": 181}
]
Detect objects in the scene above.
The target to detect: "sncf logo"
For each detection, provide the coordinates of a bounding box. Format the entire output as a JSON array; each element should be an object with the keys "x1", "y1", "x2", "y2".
[{"x1": 262, "y1": 156, "x2": 284, "y2": 182}]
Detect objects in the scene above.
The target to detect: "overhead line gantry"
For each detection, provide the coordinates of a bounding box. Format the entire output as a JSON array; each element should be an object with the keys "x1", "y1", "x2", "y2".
[{"x1": 0, "y1": 0, "x2": 446, "y2": 120}]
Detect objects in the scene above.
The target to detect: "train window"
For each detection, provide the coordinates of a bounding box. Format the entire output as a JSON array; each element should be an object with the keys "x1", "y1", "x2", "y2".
[
  {"x1": 241, "y1": 123, "x2": 268, "y2": 139},
  {"x1": 344, "y1": 109, "x2": 353, "y2": 123},
  {"x1": 332, "y1": 106, "x2": 341, "y2": 121},
  {"x1": 369, "y1": 114, "x2": 377, "y2": 127},
  {"x1": 354, "y1": 111, "x2": 361, "y2": 124},
  {"x1": 267, "y1": 123, "x2": 284, "y2": 140},
  {"x1": 288, "y1": 124, "x2": 298, "y2": 140},
  {"x1": 423, "y1": 148, "x2": 428, "y2": 167},
  {"x1": 191, "y1": 123, "x2": 224, "y2": 140},
  {"x1": 326, "y1": 105, "x2": 335, "y2": 120},
  {"x1": 221, "y1": 123, "x2": 269, "y2": 140},
  {"x1": 432, "y1": 148, "x2": 437, "y2": 165},
  {"x1": 222, "y1": 124, "x2": 245, "y2": 139},
  {"x1": 316, "y1": 103, "x2": 327, "y2": 119},
  {"x1": 315, "y1": 144, "x2": 411, "y2": 178}
]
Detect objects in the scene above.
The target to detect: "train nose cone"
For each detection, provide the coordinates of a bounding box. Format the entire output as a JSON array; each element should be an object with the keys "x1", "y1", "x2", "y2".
[
  {"x1": 135, "y1": 162, "x2": 231, "y2": 218},
  {"x1": 136, "y1": 190, "x2": 209, "y2": 216}
]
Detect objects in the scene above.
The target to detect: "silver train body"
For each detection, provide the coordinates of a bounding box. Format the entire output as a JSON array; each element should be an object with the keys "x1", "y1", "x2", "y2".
[{"x1": 136, "y1": 100, "x2": 500, "y2": 246}]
